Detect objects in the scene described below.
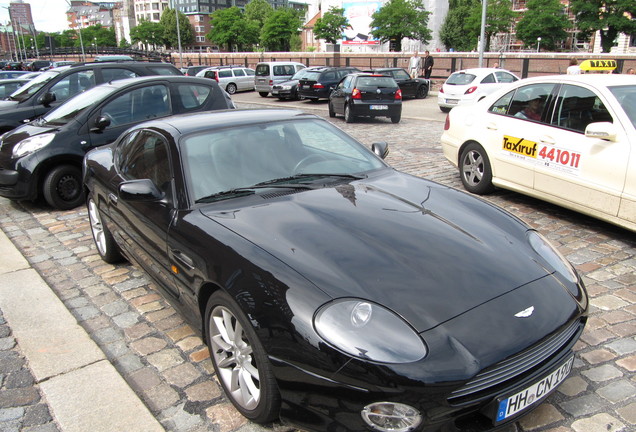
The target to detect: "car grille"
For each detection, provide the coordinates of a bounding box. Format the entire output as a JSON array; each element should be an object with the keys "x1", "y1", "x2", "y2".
[{"x1": 448, "y1": 319, "x2": 583, "y2": 404}]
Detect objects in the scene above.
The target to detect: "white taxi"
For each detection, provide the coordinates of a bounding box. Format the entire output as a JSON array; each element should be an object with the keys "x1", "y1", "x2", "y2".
[{"x1": 441, "y1": 74, "x2": 636, "y2": 232}]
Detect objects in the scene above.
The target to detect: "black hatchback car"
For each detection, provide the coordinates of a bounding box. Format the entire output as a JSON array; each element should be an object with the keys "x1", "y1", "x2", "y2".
[
  {"x1": 367, "y1": 67, "x2": 430, "y2": 99},
  {"x1": 0, "y1": 76, "x2": 234, "y2": 210},
  {"x1": 0, "y1": 61, "x2": 181, "y2": 133},
  {"x1": 298, "y1": 66, "x2": 360, "y2": 100},
  {"x1": 329, "y1": 73, "x2": 402, "y2": 123}
]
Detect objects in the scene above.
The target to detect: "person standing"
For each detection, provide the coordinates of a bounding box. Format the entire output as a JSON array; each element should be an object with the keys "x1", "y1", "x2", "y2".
[
  {"x1": 409, "y1": 51, "x2": 421, "y2": 78},
  {"x1": 566, "y1": 58, "x2": 581, "y2": 75},
  {"x1": 423, "y1": 50, "x2": 434, "y2": 79}
]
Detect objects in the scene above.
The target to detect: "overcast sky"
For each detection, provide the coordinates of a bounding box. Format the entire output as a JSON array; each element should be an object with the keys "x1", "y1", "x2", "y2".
[{"x1": 0, "y1": 0, "x2": 69, "y2": 33}]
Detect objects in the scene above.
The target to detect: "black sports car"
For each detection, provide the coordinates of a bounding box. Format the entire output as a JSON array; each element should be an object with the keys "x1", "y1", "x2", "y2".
[
  {"x1": 366, "y1": 67, "x2": 430, "y2": 99},
  {"x1": 83, "y1": 109, "x2": 588, "y2": 432}
]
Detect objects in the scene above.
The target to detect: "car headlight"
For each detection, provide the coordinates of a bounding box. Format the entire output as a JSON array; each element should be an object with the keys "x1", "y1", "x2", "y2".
[
  {"x1": 314, "y1": 299, "x2": 427, "y2": 363},
  {"x1": 12, "y1": 133, "x2": 56, "y2": 158},
  {"x1": 528, "y1": 230, "x2": 578, "y2": 284},
  {"x1": 281, "y1": 85, "x2": 292, "y2": 90}
]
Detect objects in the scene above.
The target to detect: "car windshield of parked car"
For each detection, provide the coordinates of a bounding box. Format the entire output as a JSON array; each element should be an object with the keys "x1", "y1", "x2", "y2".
[
  {"x1": 182, "y1": 118, "x2": 385, "y2": 202},
  {"x1": 447, "y1": 73, "x2": 476, "y2": 85},
  {"x1": 41, "y1": 85, "x2": 117, "y2": 126},
  {"x1": 357, "y1": 76, "x2": 397, "y2": 88},
  {"x1": 7, "y1": 70, "x2": 61, "y2": 102},
  {"x1": 609, "y1": 85, "x2": 636, "y2": 128}
]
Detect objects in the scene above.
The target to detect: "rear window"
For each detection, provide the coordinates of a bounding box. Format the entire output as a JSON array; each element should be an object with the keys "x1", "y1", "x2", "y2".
[
  {"x1": 147, "y1": 65, "x2": 182, "y2": 76},
  {"x1": 256, "y1": 64, "x2": 270, "y2": 76},
  {"x1": 356, "y1": 77, "x2": 397, "y2": 88},
  {"x1": 447, "y1": 73, "x2": 476, "y2": 85}
]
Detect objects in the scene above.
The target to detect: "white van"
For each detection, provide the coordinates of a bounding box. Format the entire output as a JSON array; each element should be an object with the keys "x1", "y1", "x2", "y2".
[{"x1": 254, "y1": 61, "x2": 306, "y2": 97}]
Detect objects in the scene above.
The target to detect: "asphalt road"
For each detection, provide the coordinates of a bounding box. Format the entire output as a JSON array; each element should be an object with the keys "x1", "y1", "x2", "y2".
[{"x1": 1, "y1": 90, "x2": 634, "y2": 432}]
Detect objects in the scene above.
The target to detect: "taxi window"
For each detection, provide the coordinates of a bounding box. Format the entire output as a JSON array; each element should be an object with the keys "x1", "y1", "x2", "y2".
[
  {"x1": 488, "y1": 90, "x2": 514, "y2": 115},
  {"x1": 550, "y1": 85, "x2": 612, "y2": 133},
  {"x1": 508, "y1": 84, "x2": 554, "y2": 121},
  {"x1": 609, "y1": 85, "x2": 636, "y2": 128}
]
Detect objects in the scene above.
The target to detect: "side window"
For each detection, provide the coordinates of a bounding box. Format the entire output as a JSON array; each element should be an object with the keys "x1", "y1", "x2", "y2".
[
  {"x1": 496, "y1": 71, "x2": 518, "y2": 83},
  {"x1": 488, "y1": 90, "x2": 514, "y2": 115},
  {"x1": 204, "y1": 71, "x2": 216, "y2": 79},
  {"x1": 175, "y1": 83, "x2": 211, "y2": 110},
  {"x1": 218, "y1": 69, "x2": 232, "y2": 78},
  {"x1": 147, "y1": 66, "x2": 181, "y2": 76},
  {"x1": 295, "y1": 65, "x2": 305, "y2": 72},
  {"x1": 49, "y1": 70, "x2": 96, "y2": 102},
  {"x1": 117, "y1": 131, "x2": 172, "y2": 198},
  {"x1": 233, "y1": 69, "x2": 246, "y2": 77},
  {"x1": 394, "y1": 70, "x2": 410, "y2": 80},
  {"x1": 102, "y1": 84, "x2": 170, "y2": 126},
  {"x1": 323, "y1": 71, "x2": 336, "y2": 81},
  {"x1": 481, "y1": 73, "x2": 496, "y2": 84},
  {"x1": 503, "y1": 84, "x2": 554, "y2": 121},
  {"x1": 244, "y1": 68, "x2": 255, "y2": 76},
  {"x1": 102, "y1": 68, "x2": 139, "y2": 82},
  {"x1": 341, "y1": 75, "x2": 353, "y2": 90},
  {"x1": 550, "y1": 85, "x2": 612, "y2": 133}
]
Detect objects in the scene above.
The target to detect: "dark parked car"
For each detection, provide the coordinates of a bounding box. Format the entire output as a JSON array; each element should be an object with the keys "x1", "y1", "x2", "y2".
[
  {"x1": 0, "y1": 71, "x2": 31, "y2": 79},
  {"x1": 329, "y1": 73, "x2": 403, "y2": 123},
  {"x1": 0, "y1": 76, "x2": 234, "y2": 210},
  {"x1": 297, "y1": 66, "x2": 360, "y2": 100},
  {"x1": 0, "y1": 78, "x2": 30, "y2": 98},
  {"x1": 182, "y1": 65, "x2": 211, "y2": 76},
  {"x1": 84, "y1": 108, "x2": 587, "y2": 432},
  {"x1": 366, "y1": 67, "x2": 430, "y2": 99},
  {"x1": 271, "y1": 66, "x2": 324, "y2": 100},
  {"x1": 0, "y1": 61, "x2": 182, "y2": 133},
  {"x1": 29, "y1": 60, "x2": 53, "y2": 71}
]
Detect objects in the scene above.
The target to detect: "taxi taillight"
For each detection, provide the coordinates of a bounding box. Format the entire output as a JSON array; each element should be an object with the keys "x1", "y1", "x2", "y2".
[{"x1": 444, "y1": 114, "x2": 450, "y2": 130}]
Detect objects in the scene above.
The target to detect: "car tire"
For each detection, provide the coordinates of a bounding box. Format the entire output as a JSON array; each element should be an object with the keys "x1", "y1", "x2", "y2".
[
  {"x1": 87, "y1": 196, "x2": 124, "y2": 263},
  {"x1": 344, "y1": 104, "x2": 355, "y2": 123},
  {"x1": 416, "y1": 85, "x2": 428, "y2": 99},
  {"x1": 205, "y1": 290, "x2": 281, "y2": 423},
  {"x1": 440, "y1": 106, "x2": 451, "y2": 113},
  {"x1": 328, "y1": 101, "x2": 336, "y2": 118},
  {"x1": 42, "y1": 164, "x2": 85, "y2": 210},
  {"x1": 391, "y1": 113, "x2": 401, "y2": 123},
  {"x1": 459, "y1": 142, "x2": 495, "y2": 195},
  {"x1": 259, "y1": 92, "x2": 268, "y2": 97},
  {"x1": 226, "y1": 83, "x2": 237, "y2": 95}
]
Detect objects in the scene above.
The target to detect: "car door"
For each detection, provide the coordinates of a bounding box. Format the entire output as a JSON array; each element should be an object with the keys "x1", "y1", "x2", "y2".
[
  {"x1": 331, "y1": 75, "x2": 352, "y2": 114},
  {"x1": 87, "y1": 83, "x2": 171, "y2": 149},
  {"x1": 533, "y1": 83, "x2": 629, "y2": 216},
  {"x1": 232, "y1": 68, "x2": 247, "y2": 91},
  {"x1": 33, "y1": 70, "x2": 96, "y2": 117},
  {"x1": 391, "y1": 69, "x2": 417, "y2": 98},
  {"x1": 483, "y1": 83, "x2": 557, "y2": 189},
  {"x1": 108, "y1": 129, "x2": 179, "y2": 298}
]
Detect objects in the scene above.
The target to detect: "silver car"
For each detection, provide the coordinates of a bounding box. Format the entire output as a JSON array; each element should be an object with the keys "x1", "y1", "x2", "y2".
[{"x1": 197, "y1": 65, "x2": 255, "y2": 95}]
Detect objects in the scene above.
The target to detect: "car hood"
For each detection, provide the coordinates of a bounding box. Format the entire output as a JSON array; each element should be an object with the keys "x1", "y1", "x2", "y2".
[{"x1": 201, "y1": 171, "x2": 555, "y2": 332}]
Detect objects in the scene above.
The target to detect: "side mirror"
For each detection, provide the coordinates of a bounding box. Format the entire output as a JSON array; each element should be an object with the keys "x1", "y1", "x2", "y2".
[
  {"x1": 119, "y1": 179, "x2": 163, "y2": 202},
  {"x1": 585, "y1": 122, "x2": 617, "y2": 142},
  {"x1": 38, "y1": 92, "x2": 56, "y2": 106},
  {"x1": 372, "y1": 142, "x2": 390, "y2": 159},
  {"x1": 92, "y1": 115, "x2": 111, "y2": 131}
]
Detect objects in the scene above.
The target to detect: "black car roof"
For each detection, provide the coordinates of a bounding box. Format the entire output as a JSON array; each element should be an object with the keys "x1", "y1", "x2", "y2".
[
  {"x1": 99, "y1": 75, "x2": 218, "y2": 88},
  {"x1": 142, "y1": 109, "x2": 318, "y2": 133}
]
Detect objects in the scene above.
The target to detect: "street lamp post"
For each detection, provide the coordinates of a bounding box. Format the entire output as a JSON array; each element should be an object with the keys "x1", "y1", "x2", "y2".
[
  {"x1": 94, "y1": 37, "x2": 98, "y2": 55},
  {"x1": 537, "y1": 37, "x2": 542, "y2": 53}
]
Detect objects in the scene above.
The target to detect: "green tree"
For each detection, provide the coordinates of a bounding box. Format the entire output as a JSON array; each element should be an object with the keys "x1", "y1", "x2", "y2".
[
  {"x1": 208, "y1": 7, "x2": 260, "y2": 51},
  {"x1": 464, "y1": 0, "x2": 516, "y2": 51},
  {"x1": 369, "y1": 0, "x2": 431, "y2": 52},
  {"x1": 313, "y1": 7, "x2": 349, "y2": 45},
  {"x1": 260, "y1": 8, "x2": 303, "y2": 52},
  {"x1": 515, "y1": 0, "x2": 569, "y2": 51},
  {"x1": 130, "y1": 19, "x2": 164, "y2": 50},
  {"x1": 440, "y1": 0, "x2": 478, "y2": 51},
  {"x1": 81, "y1": 24, "x2": 117, "y2": 48},
  {"x1": 570, "y1": 0, "x2": 636, "y2": 53},
  {"x1": 160, "y1": 8, "x2": 194, "y2": 49},
  {"x1": 244, "y1": 0, "x2": 273, "y2": 28}
]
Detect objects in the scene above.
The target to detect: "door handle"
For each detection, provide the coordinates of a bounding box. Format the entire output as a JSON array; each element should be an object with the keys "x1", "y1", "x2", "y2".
[
  {"x1": 539, "y1": 136, "x2": 555, "y2": 145},
  {"x1": 486, "y1": 122, "x2": 498, "y2": 130},
  {"x1": 108, "y1": 193, "x2": 118, "y2": 205}
]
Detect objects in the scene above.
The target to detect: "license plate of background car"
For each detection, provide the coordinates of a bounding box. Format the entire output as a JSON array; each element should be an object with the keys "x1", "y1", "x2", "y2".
[
  {"x1": 495, "y1": 354, "x2": 573, "y2": 424},
  {"x1": 446, "y1": 99, "x2": 459, "y2": 104},
  {"x1": 370, "y1": 105, "x2": 388, "y2": 110}
]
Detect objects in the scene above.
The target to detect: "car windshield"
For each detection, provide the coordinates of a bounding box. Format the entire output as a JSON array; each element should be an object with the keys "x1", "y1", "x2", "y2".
[
  {"x1": 7, "y1": 69, "x2": 62, "y2": 102},
  {"x1": 357, "y1": 77, "x2": 397, "y2": 88},
  {"x1": 182, "y1": 118, "x2": 385, "y2": 202},
  {"x1": 446, "y1": 73, "x2": 477, "y2": 86},
  {"x1": 609, "y1": 85, "x2": 636, "y2": 129},
  {"x1": 41, "y1": 85, "x2": 117, "y2": 126}
]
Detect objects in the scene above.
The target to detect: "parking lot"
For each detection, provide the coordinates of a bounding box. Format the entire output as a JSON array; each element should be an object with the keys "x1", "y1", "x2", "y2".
[{"x1": 1, "y1": 92, "x2": 634, "y2": 432}]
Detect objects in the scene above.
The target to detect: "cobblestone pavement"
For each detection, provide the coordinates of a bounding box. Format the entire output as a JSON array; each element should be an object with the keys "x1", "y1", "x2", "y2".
[{"x1": 0, "y1": 101, "x2": 635, "y2": 432}]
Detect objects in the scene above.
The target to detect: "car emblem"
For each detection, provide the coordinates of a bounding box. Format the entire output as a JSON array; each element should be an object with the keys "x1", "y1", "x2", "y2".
[
  {"x1": 515, "y1": 306, "x2": 535, "y2": 318},
  {"x1": 376, "y1": 89, "x2": 381, "y2": 94}
]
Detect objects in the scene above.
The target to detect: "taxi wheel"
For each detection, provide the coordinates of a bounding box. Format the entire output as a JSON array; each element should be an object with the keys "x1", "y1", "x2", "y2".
[{"x1": 459, "y1": 143, "x2": 495, "y2": 195}]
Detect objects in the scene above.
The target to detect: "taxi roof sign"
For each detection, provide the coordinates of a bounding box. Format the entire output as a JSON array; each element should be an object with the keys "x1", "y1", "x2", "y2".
[{"x1": 579, "y1": 59, "x2": 617, "y2": 71}]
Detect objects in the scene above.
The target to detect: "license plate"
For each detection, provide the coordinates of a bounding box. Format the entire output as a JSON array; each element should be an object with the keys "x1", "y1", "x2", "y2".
[
  {"x1": 370, "y1": 105, "x2": 388, "y2": 110},
  {"x1": 303, "y1": 84, "x2": 311, "y2": 89},
  {"x1": 446, "y1": 99, "x2": 459, "y2": 104},
  {"x1": 495, "y1": 355, "x2": 574, "y2": 423}
]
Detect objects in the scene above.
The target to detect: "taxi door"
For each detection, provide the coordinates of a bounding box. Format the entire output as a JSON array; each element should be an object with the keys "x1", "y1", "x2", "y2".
[{"x1": 533, "y1": 84, "x2": 629, "y2": 217}]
